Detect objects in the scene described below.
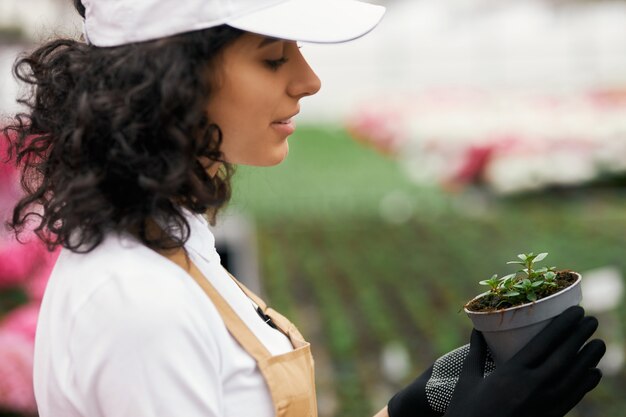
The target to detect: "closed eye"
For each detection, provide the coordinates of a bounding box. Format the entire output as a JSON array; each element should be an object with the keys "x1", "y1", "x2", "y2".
[{"x1": 265, "y1": 56, "x2": 289, "y2": 71}]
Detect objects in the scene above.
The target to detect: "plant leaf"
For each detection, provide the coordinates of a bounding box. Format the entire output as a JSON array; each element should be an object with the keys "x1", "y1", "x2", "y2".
[
  {"x1": 532, "y1": 280, "x2": 545, "y2": 287},
  {"x1": 499, "y1": 273, "x2": 517, "y2": 281},
  {"x1": 504, "y1": 291, "x2": 520, "y2": 297},
  {"x1": 527, "y1": 292, "x2": 537, "y2": 302},
  {"x1": 502, "y1": 276, "x2": 516, "y2": 285},
  {"x1": 517, "y1": 254, "x2": 527, "y2": 261},
  {"x1": 507, "y1": 261, "x2": 526, "y2": 265},
  {"x1": 544, "y1": 271, "x2": 556, "y2": 281},
  {"x1": 534, "y1": 253, "x2": 548, "y2": 263}
]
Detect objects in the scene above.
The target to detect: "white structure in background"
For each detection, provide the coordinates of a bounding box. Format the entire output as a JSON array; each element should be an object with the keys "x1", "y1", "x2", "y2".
[
  {"x1": 0, "y1": 0, "x2": 79, "y2": 40},
  {"x1": 302, "y1": 0, "x2": 626, "y2": 122},
  {"x1": 0, "y1": 0, "x2": 80, "y2": 115},
  {"x1": 3, "y1": 0, "x2": 626, "y2": 121},
  {"x1": 0, "y1": 44, "x2": 21, "y2": 115},
  {"x1": 210, "y1": 211, "x2": 262, "y2": 295},
  {"x1": 581, "y1": 266, "x2": 625, "y2": 376},
  {"x1": 347, "y1": 89, "x2": 626, "y2": 194}
]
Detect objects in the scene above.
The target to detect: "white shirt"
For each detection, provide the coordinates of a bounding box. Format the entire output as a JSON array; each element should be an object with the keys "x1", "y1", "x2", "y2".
[{"x1": 33, "y1": 211, "x2": 293, "y2": 417}]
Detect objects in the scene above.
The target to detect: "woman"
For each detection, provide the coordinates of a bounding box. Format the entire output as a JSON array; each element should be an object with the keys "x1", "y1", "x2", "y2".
[{"x1": 3, "y1": 0, "x2": 605, "y2": 416}]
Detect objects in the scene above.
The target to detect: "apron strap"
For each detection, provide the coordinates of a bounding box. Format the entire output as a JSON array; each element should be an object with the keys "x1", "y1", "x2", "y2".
[
  {"x1": 162, "y1": 248, "x2": 272, "y2": 362},
  {"x1": 225, "y1": 270, "x2": 268, "y2": 311},
  {"x1": 224, "y1": 269, "x2": 295, "y2": 340}
]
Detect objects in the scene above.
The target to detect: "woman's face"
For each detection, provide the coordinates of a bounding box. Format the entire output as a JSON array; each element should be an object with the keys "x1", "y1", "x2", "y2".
[{"x1": 207, "y1": 32, "x2": 321, "y2": 167}]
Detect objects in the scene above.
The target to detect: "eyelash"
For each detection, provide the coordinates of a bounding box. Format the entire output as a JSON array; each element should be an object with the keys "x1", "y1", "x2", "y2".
[{"x1": 265, "y1": 56, "x2": 289, "y2": 71}]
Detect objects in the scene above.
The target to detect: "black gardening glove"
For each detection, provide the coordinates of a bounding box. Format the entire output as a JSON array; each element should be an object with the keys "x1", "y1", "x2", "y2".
[
  {"x1": 388, "y1": 306, "x2": 605, "y2": 417},
  {"x1": 387, "y1": 338, "x2": 495, "y2": 417}
]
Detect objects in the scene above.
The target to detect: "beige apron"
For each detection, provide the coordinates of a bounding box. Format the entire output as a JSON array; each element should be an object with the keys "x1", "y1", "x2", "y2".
[{"x1": 163, "y1": 249, "x2": 318, "y2": 417}]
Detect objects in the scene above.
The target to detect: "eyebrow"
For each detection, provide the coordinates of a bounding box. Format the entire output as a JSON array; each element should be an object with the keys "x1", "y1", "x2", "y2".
[{"x1": 258, "y1": 37, "x2": 281, "y2": 48}]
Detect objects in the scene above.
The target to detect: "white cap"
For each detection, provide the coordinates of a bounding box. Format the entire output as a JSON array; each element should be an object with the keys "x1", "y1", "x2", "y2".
[{"x1": 82, "y1": 0, "x2": 386, "y2": 47}]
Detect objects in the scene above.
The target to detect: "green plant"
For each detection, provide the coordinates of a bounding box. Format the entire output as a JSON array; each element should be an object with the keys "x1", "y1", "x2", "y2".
[{"x1": 475, "y1": 252, "x2": 559, "y2": 309}]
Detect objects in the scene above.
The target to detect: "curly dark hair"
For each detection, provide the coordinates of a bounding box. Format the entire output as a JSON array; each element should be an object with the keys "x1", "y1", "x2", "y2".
[{"x1": 2, "y1": 1, "x2": 244, "y2": 253}]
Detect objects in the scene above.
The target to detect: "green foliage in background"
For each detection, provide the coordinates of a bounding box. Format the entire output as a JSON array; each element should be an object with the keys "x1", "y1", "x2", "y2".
[{"x1": 229, "y1": 126, "x2": 626, "y2": 417}]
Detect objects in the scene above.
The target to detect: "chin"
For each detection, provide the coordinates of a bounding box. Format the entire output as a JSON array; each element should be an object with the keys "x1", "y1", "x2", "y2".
[
  {"x1": 266, "y1": 150, "x2": 289, "y2": 166},
  {"x1": 231, "y1": 141, "x2": 290, "y2": 167},
  {"x1": 263, "y1": 144, "x2": 290, "y2": 166}
]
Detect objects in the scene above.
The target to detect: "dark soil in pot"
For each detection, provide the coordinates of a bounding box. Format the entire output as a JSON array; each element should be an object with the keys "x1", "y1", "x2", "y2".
[{"x1": 465, "y1": 270, "x2": 579, "y2": 312}]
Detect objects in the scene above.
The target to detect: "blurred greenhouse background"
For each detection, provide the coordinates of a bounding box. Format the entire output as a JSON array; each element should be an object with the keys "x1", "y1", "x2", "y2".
[{"x1": 1, "y1": 0, "x2": 626, "y2": 416}]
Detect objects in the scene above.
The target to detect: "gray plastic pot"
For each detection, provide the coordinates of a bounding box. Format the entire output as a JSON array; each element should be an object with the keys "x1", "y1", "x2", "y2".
[{"x1": 464, "y1": 273, "x2": 582, "y2": 366}]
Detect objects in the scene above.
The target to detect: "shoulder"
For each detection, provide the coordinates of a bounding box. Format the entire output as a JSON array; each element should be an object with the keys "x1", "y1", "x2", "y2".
[
  {"x1": 48, "y1": 233, "x2": 226, "y2": 354},
  {"x1": 49, "y1": 238, "x2": 230, "y2": 417},
  {"x1": 53, "y1": 232, "x2": 194, "y2": 307}
]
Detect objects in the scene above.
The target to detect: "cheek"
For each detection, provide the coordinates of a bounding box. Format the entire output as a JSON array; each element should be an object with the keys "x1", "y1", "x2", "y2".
[
  {"x1": 205, "y1": 98, "x2": 262, "y2": 164},
  {"x1": 218, "y1": 90, "x2": 281, "y2": 154},
  {"x1": 205, "y1": 62, "x2": 287, "y2": 165},
  {"x1": 213, "y1": 79, "x2": 272, "y2": 129}
]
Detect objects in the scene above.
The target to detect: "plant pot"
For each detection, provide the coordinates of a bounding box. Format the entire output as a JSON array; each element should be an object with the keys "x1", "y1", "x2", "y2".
[{"x1": 464, "y1": 272, "x2": 582, "y2": 366}]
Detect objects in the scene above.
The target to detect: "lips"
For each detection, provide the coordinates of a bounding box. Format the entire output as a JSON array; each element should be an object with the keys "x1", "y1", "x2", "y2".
[
  {"x1": 272, "y1": 118, "x2": 293, "y2": 125},
  {"x1": 271, "y1": 114, "x2": 297, "y2": 136},
  {"x1": 272, "y1": 109, "x2": 299, "y2": 125}
]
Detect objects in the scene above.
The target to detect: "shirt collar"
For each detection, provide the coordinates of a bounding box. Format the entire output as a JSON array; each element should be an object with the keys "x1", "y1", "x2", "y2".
[{"x1": 182, "y1": 209, "x2": 221, "y2": 264}]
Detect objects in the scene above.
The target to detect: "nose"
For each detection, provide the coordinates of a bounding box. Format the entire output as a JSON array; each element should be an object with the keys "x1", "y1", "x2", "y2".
[{"x1": 287, "y1": 46, "x2": 322, "y2": 99}]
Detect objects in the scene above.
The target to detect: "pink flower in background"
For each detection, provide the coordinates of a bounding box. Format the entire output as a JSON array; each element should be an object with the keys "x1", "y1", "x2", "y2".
[
  {"x1": 1, "y1": 238, "x2": 60, "y2": 301},
  {"x1": 1, "y1": 303, "x2": 40, "y2": 343},
  {"x1": 449, "y1": 144, "x2": 495, "y2": 186},
  {"x1": 0, "y1": 331, "x2": 36, "y2": 415},
  {"x1": 0, "y1": 132, "x2": 20, "y2": 208},
  {"x1": 588, "y1": 88, "x2": 626, "y2": 109},
  {"x1": 0, "y1": 236, "x2": 59, "y2": 292},
  {"x1": 0, "y1": 239, "x2": 57, "y2": 415},
  {"x1": 0, "y1": 129, "x2": 59, "y2": 415},
  {"x1": 0, "y1": 131, "x2": 59, "y2": 293},
  {"x1": 26, "y1": 247, "x2": 59, "y2": 302},
  {"x1": 347, "y1": 89, "x2": 626, "y2": 194},
  {"x1": 0, "y1": 239, "x2": 44, "y2": 289},
  {"x1": 346, "y1": 102, "x2": 409, "y2": 155}
]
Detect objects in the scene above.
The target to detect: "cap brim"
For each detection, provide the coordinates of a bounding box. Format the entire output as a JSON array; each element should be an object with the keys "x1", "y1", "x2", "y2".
[{"x1": 226, "y1": 0, "x2": 386, "y2": 44}]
